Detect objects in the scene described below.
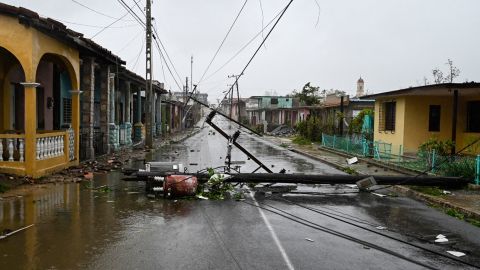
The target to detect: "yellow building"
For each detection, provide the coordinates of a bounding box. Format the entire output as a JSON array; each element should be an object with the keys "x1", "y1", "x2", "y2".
[{"x1": 363, "y1": 83, "x2": 480, "y2": 155}]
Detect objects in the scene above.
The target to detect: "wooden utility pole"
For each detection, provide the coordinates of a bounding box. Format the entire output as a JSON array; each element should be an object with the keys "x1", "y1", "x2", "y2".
[{"x1": 145, "y1": 0, "x2": 153, "y2": 148}]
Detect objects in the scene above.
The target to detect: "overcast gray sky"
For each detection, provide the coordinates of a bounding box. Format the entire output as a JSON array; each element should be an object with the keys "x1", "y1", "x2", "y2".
[{"x1": 4, "y1": 0, "x2": 480, "y2": 102}]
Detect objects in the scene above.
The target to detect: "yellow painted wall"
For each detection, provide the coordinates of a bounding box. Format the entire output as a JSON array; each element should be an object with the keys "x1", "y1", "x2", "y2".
[
  {"x1": 403, "y1": 96, "x2": 453, "y2": 152},
  {"x1": 373, "y1": 91, "x2": 480, "y2": 155},
  {"x1": 0, "y1": 14, "x2": 81, "y2": 177},
  {"x1": 457, "y1": 94, "x2": 480, "y2": 154},
  {"x1": 373, "y1": 97, "x2": 406, "y2": 154}
]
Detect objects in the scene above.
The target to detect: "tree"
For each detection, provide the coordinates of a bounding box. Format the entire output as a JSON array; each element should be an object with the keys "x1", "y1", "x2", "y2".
[
  {"x1": 432, "y1": 68, "x2": 444, "y2": 84},
  {"x1": 292, "y1": 82, "x2": 320, "y2": 106},
  {"x1": 444, "y1": 58, "x2": 460, "y2": 83},
  {"x1": 431, "y1": 59, "x2": 461, "y2": 84}
]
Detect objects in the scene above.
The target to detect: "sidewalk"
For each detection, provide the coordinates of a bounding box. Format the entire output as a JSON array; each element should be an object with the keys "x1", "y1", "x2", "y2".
[{"x1": 266, "y1": 135, "x2": 480, "y2": 223}]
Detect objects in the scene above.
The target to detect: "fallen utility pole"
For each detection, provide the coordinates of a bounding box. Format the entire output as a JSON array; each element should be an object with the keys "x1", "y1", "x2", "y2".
[
  {"x1": 126, "y1": 171, "x2": 467, "y2": 188},
  {"x1": 206, "y1": 110, "x2": 273, "y2": 173},
  {"x1": 188, "y1": 95, "x2": 262, "y2": 137}
]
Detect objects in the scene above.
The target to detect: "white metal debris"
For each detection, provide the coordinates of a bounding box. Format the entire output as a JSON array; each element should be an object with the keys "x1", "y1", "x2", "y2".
[
  {"x1": 346, "y1": 157, "x2": 358, "y2": 165},
  {"x1": 446, "y1": 251, "x2": 466, "y2": 257}
]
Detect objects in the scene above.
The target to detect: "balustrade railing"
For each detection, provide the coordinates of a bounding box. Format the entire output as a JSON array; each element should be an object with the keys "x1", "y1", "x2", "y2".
[
  {"x1": 0, "y1": 134, "x2": 25, "y2": 163},
  {"x1": 36, "y1": 132, "x2": 66, "y2": 160}
]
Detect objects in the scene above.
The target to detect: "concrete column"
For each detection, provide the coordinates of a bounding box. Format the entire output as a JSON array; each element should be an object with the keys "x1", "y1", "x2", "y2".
[
  {"x1": 99, "y1": 65, "x2": 111, "y2": 154},
  {"x1": 134, "y1": 87, "x2": 143, "y2": 142},
  {"x1": 125, "y1": 81, "x2": 131, "y2": 123},
  {"x1": 21, "y1": 82, "x2": 39, "y2": 177},
  {"x1": 151, "y1": 92, "x2": 157, "y2": 136},
  {"x1": 108, "y1": 72, "x2": 119, "y2": 152},
  {"x1": 124, "y1": 81, "x2": 132, "y2": 145},
  {"x1": 80, "y1": 57, "x2": 95, "y2": 160},
  {"x1": 156, "y1": 93, "x2": 162, "y2": 136}
]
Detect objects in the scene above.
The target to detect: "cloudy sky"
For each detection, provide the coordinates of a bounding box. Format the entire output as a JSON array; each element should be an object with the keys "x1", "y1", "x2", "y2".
[{"x1": 3, "y1": 0, "x2": 480, "y2": 102}]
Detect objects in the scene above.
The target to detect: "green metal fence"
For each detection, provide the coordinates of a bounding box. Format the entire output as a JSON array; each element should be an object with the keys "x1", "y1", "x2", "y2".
[
  {"x1": 321, "y1": 133, "x2": 480, "y2": 184},
  {"x1": 321, "y1": 133, "x2": 371, "y2": 157}
]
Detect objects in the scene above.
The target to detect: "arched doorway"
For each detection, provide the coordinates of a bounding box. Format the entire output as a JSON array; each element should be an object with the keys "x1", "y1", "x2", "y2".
[
  {"x1": 0, "y1": 46, "x2": 26, "y2": 132},
  {"x1": 35, "y1": 54, "x2": 75, "y2": 131}
]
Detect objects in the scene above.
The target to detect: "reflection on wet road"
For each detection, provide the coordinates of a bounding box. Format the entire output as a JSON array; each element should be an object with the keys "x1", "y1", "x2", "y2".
[{"x1": 1, "y1": 122, "x2": 479, "y2": 269}]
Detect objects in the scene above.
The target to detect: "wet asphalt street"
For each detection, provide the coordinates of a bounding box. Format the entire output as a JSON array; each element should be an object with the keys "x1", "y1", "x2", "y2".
[{"x1": 1, "y1": 119, "x2": 480, "y2": 269}]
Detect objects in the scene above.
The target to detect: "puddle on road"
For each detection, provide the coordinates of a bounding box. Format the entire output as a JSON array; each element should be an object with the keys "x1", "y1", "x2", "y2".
[{"x1": 0, "y1": 170, "x2": 196, "y2": 269}]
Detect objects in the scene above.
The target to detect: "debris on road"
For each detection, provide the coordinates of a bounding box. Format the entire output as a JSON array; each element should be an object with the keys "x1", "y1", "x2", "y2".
[
  {"x1": 346, "y1": 157, "x2": 359, "y2": 165},
  {"x1": 0, "y1": 224, "x2": 34, "y2": 240},
  {"x1": 372, "y1": 193, "x2": 387, "y2": 198},
  {"x1": 435, "y1": 234, "x2": 449, "y2": 243},
  {"x1": 305, "y1": 238, "x2": 315, "y2": 242},
  {"x1": 446, "y1": 251, "x2": 466, "y2": 257}
]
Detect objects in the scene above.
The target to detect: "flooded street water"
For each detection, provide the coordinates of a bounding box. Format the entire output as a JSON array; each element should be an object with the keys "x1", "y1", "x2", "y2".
[{"x1": 1, "y1": 121, "x2": 480, "y2": 269}]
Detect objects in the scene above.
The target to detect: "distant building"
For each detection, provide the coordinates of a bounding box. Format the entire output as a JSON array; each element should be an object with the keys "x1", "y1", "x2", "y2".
[
  {"x1": 356, "y1": 77, "x2": 365, "y2": 97},
  {"x1": 362, "y1": 82, "x2": 480, "y2": 155}
]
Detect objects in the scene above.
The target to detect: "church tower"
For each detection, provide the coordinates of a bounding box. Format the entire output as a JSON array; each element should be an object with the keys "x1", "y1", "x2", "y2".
[{"x1": 356, "y1": 77, "x2": 365, "y2": 97}]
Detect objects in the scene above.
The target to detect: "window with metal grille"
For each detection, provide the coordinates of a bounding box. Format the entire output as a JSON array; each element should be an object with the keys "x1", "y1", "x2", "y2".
[
  {"x1": 384, "y1": 101, "x2": 396, "y2": 131},
  {"x1": 271, "y1": 98, "x2": 278, "y2": 105},
  {"x1": 63, "y1": 98, "x2": 72, "y2": 124},
  {"x1": 428, "y1": 105, "x2": 441, "y2": 132},
  {"x1": 467, "y1": 101, "x2": 480, "y2": 132}
]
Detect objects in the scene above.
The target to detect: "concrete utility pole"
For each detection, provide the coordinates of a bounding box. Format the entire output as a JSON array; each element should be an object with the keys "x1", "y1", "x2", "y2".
[
  {"x1": 145, "y1": 0, "x2": 153, "y2": 148},
  {"x1": 190, "y1": 56, "x2": 193, "y2": 93},
  {"x1": 228, "y1": 74, "x2": 241, "y2": 122}
]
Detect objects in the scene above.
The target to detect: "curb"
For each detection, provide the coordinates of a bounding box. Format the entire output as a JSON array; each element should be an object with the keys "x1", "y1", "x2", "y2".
[
  {"x1": 288, "y1": 148, "x2": 348, "y2": 173},
  {"x1": 317, "y1": 146, "x2": 419, "y2": 176},
  {"x1": 392, "y1": 186, "x2": 480, "y2": 220}
]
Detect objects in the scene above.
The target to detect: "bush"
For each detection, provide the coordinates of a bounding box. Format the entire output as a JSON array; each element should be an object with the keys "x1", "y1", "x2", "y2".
[
  {"x1": 439, "y1": 157, "x2": 476, "y2": 179},
  {"x1": 292, "y1": 136, "x2": 312, "y2": 145},
  {"x1": 419, "y1": 137, "x2": 454, "y2": 156}
]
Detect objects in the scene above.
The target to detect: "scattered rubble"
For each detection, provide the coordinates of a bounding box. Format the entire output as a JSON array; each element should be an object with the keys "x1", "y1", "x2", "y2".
[{"x1": 269, "y1": 125, "x2": 295, "y2": 136}]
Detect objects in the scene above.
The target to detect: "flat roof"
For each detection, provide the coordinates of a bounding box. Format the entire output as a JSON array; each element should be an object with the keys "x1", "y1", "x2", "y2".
[{"x1": 361, "y1": 82, "x2": 480, "y2": 99}]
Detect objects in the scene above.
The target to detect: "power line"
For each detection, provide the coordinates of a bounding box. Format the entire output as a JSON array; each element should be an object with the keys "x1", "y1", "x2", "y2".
[
  {"x1": 242, "y1": 200, "x2": 439, "y2": 270},
  {"x1": 116, "y1": 0, "x2": 183, "y2": 90},
  {"x1": 116, "y1": 0, "x2": 147, "y2": 28},
  {"x1": 70, "y1": 0, "x2": 133, "y2": 21},
  {"x1": 91, "y1": 10, "x2": 131, "y2": 39},
  {"x1": 117, "y1": 31, "x2": 143, "y2": 53},
  {"x1": 130, "y1": 37, "x2": 145, "y2": 72},
  {"x1": 132, "y1": 0, "x2": 146, "y2": 18},
  {"x1": 198, "y1": 0, "x2": 249, "y2": 85},
  {"x1": 58, "y1": 19, "x2": 137, "y2": 29},
  {"x1": 153, "y1": 38, "x2": 183, "y2": 91},
  {"x1": 201, "y1": 5, "x2": 285, "y2": 85},
  {"x1": 152, "y1": 24, "x2": 183, "y2": 85},
  {"x1": 275, "y1": 197, "x2": 479, "y2": 268},
  {"x1": 217, "y1": 0, "x2": 293, "y2": 110}
]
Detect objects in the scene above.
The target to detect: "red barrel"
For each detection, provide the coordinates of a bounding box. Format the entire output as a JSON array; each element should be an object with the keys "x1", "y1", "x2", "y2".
[{"x1": 163, "y1": 175, "x2": 198, "y2": 198}]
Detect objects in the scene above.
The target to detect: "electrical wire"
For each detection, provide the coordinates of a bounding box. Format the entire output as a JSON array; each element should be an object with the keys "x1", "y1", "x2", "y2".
[
  {"x1": 91, "y1": 10, "x2": 131, "y2": 39},
  {"x1": 152, "y1": 26, "x2": 183, "y2": 85},
  {"x1": 201, "y1": 5, "x2": 286, "y2": 85},
  {"x1": 370, "y1": 136, "x2": 480, "y2": 192},
  {"x1": 197, "y1": 0, "x2": 249, "y2": 85},
  {"x1": 215, "y1": 0, "x2": 293, "y2": 112},
  {"x1": 117, "y1": 0, "x2": 147, "y2": 28},
  {"x1": 242, "y1": 199, "x2": 440, "y2": 270},
  {"x1": 57, "y1": 19, "x2": 137, "y2": 29},
  {"x1": 132, "y1": 0, "x2": 146, "y2": 18},
  {"x1": 70, "y1": 0, "x2": 134, "y2": 21},
  {"x1": 153, "y1": 38, "x2": 183, "y2": 91},
  {"x1": 131, "y1": 37, "x2": 145, "y2": 72},
  {"x1": 274, "y1": 196, "x2": 480, "y2": 268},
  {"x1": 117, "y1": 31, "x2": 143, "y2": 53},
  {"x1": 115, "y1": 0, "x2": 183, "y2": 90}
]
